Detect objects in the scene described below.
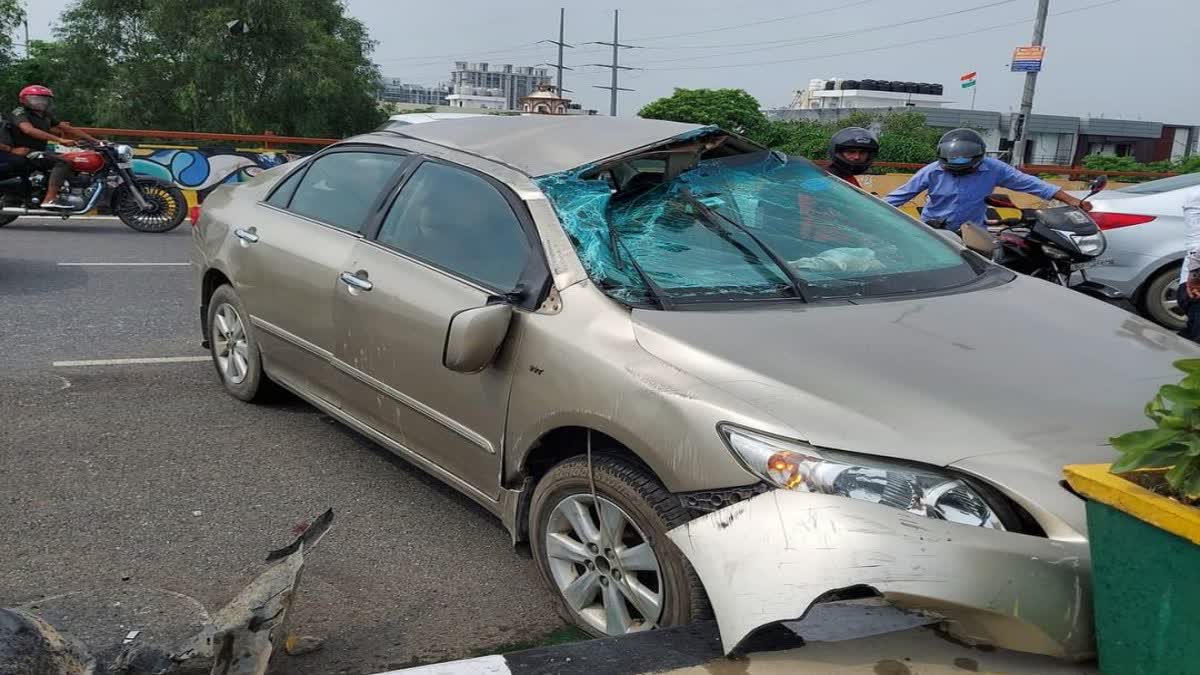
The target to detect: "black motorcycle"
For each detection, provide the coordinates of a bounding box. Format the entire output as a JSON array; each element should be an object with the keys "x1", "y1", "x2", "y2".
[
  {"x1": 0, "y1": 141, "x2": 188, "y2": 233},
  {"x1": 931, "y1": 175, "x2": 1121, "y2": 302}
]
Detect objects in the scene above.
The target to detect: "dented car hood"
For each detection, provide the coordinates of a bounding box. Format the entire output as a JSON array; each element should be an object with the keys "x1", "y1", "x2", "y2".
[{"x1": 633, "y1": 274, "x2": 1198, "y2": 469}]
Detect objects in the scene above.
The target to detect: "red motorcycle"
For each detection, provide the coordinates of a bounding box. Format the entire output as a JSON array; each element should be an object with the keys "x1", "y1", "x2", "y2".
[{"x1": 0, "y1": 141, "x2": 189, "y2": 232}]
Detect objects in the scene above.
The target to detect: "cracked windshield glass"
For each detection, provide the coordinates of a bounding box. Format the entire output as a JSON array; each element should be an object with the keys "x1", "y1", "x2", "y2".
[{"x1": 539, "y1": 150, "x2": 979, "y2": 306}]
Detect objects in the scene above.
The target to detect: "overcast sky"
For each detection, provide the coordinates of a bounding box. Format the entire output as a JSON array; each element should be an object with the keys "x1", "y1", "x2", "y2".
[{"x1": 22, "y1": 0, "x2": 1199, "y2": 123}]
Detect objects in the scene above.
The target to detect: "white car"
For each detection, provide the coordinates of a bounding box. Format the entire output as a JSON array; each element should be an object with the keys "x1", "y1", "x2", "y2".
[{"x1": 1077, "y1": 172, "x2": 1200, "y2": 330}]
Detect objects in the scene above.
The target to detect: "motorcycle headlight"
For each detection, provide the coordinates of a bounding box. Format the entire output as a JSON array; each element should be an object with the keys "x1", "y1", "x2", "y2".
[
  {"x1": 1066, "y1": 231, "x2": 1106, "y2": 257},
  {"x1": 720, "y1": 425, "x2": 1004, "y2": 530},
  {"x1": 114, "y1": 144, "x2": 134, "y2": 163}
]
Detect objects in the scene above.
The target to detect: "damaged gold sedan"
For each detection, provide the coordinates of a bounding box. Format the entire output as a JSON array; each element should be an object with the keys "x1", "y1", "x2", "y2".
[{"x1": 190, "y1": 115, "x2": 1199, "y2": 659}]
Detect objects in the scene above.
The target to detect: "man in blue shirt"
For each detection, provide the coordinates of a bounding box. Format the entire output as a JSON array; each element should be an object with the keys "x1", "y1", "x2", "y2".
[{"x1": 885, "y1": 128, "x2": 1092, "y2": 232}]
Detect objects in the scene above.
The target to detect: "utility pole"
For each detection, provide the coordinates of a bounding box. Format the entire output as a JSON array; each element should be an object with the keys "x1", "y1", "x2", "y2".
[
  {"x1": 537, "y1": 8, "x2": 573, "y2": 96},
  {"x1": 1010, "y1": 0, "x2": 1049, "y2": 166},
  {"x1": 23, "y1": 17, "x2": 29, "y2": 57},
  {"x1": 587, "y1": 10, "x2": 639, "y2": 117}
]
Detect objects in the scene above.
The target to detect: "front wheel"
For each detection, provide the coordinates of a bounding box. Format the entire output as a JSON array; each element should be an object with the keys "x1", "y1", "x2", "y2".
[
  {"x1": 529, "y1": 454, "x2": 710, "y2": 638},
  {"x1": 0, "y1": 215, "x2": 16, "y2": 228},
  {"x1": 115, "y1": 180, "x2": 188, "y2": 233}
]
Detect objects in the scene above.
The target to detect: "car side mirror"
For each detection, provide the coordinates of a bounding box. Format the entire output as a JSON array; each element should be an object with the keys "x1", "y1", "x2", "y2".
[
  {"x1": 960, "y1": 222, "x2": 996, "y2": 258},
  {"x1": 443, "y1": 303, "x2": 514, "y2": 373},
  {"x1": 1085, "y1": 174, "x2": 1108, "y2": 200}
]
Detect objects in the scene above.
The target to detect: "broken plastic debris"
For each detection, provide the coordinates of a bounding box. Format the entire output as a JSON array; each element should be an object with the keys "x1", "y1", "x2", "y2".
[{"x1": 1, "y1": 509, "x2": 334, "y2": 675}]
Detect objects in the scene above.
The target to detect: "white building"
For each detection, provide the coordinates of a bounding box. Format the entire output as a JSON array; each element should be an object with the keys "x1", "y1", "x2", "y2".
[
  {"x1": 446, "y1": 85, "x2": 508, "y2": 110},
  {"x1": 790, "y1": 78, "x2": 948, "y2": 111}
]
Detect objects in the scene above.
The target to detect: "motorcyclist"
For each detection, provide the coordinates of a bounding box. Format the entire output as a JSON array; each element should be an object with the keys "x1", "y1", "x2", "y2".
[
  {"x1": 10, "y1": 85, "x2": 101, "y2": 210},
  {"x1": 884, "y1": 128, "x2": 1092, "y2": 232},
  {"x1": 827, "y1": 126, "x2": 878, "y2": 188}
]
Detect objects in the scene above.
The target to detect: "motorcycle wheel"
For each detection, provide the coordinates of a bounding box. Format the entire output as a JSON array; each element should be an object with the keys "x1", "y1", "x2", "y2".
[
  {"x1": 115, "y1": 181, "x2": 188, "y2": 233},
  {"x1": 0, "y1": 215, "x2": 16, "y2": 228}
]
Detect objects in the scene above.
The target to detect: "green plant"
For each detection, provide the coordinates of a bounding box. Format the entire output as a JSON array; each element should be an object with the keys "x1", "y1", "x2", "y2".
[{"x1": 1110, "y1": 358, "x2": 1200, "y2": 499}]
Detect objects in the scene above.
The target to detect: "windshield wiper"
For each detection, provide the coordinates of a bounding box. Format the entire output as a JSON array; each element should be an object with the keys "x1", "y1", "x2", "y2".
[
  {"x1": 681, "y1": 189, "x2": 811, "y2": 302},
  {"x1": 603, "y1": 225, "x2": 673, "y2": 310}
]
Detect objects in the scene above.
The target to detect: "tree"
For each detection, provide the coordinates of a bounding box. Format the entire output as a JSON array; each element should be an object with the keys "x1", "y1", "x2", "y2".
[
  {"x1": 39, "y1": 0, "x2": 384, "y2": 136},
  {"x1": 638, "y1": 88, "x2": 768, "y2": 137},
  {"x1": 0, "y1": 0, "x2": 23, "y2": 62}
]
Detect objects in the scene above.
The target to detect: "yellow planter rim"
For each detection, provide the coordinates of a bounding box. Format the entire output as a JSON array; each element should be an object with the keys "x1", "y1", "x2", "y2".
[{"x1": 1064, "y1": 463, "x2": 1200, "y2": 546}]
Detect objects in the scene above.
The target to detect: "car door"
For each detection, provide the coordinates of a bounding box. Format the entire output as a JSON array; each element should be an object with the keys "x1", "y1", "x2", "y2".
[
  {"x1": 331, "y1": 158, "x2": 549, "y2": 499},
  {"x1": 228, "y1": 147, "x2": 410, "y2": 403}
]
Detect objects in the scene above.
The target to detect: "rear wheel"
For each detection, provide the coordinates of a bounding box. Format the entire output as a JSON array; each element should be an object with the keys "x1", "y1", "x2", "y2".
[
  {"x1": 115, "y1": 181, "x2": 188, "y2": 233},
  {"x1": 1141, "y1": 266, "x2": 1186, "y2": 331},
  {"x1": 206, "y1": 284, "x2": 277, "y2": 402},
  {"x1": 529, "y1": 454, "x2": 709, "y2": 638},
  {"x1": 0, "y1": 215, "x2": 16, "y2": 228}
]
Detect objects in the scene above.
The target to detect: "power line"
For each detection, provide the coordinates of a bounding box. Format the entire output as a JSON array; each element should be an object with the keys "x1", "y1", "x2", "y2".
[
  {"x1": 624, "y1": 0, "x2": 880, "y2": 42},
  {"x1": 638, "y1": 0, "x2": 1121, "y2": 72},
  {"x1": 635, "y1": 0, "x2": 1019, "y2": 66}
]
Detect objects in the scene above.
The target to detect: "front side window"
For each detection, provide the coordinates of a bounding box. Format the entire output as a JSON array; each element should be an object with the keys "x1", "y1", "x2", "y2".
[
  {"x1": 287, "y1": 151, "x2": 406, "y2": 233},
  {"x1": 376, "y1": 161, "x2": 532, "y2": 291},
  {"x1": 538, "y1": 151, "x2": 981, "y2": 306}
]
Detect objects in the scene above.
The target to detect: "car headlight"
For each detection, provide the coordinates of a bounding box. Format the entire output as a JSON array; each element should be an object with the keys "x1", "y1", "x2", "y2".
[
  {"x1": 720, "y1": 425, "x2": 1004, "y2": 529},
  {"x1": 114, "y1": 144, "x2": 134, "y2": 163},
  {"x1": 1066, "y1": 231, "x2": 1106, "y2": 257}
]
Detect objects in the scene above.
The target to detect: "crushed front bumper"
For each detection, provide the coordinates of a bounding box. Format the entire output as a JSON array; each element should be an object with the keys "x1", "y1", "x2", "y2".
[{"x1": 668, "y1": 490, "x2": 1093, "y2": 660}]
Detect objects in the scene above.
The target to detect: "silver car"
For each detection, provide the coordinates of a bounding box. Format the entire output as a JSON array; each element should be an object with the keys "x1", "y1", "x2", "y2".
[
  {"x1": 1077, "y1": 172, "x2": 1200, "y2": 330},
  {"x1": 190, "y1": 116, "x2": 1197, "y2": 659}
]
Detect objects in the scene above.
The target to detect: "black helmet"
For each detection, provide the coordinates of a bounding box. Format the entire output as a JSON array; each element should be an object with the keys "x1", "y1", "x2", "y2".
[
  {"x1": 937, "y1": 128, "x2": 986, "y2": 174},
  {"x1": 828, "y1": 127, "x2": 879, "y2": 177}
]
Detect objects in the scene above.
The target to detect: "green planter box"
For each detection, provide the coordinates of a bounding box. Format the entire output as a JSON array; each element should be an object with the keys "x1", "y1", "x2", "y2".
[{"x1": 1066, "y1": 464, "x2": 1200, "y2": 675}]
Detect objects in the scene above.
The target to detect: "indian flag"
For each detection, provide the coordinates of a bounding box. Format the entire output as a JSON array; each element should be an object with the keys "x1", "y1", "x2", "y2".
[{"x1": 961, "y1": 71, "x2": 977, "y2": 88}]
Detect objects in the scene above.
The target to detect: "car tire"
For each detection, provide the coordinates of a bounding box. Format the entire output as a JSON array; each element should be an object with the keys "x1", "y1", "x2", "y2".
[
  {"x1": 529, "y1": 453, "x2": 710, "y2": 639},
  {"x1": 1141, "y1": 266, "x2": 1186, "y2": 332},
  {"x1": 0, "y1": 215, "x2": 16, "y2": 228},
  {"x1": 206, "y1": 284, "x2": 277, "y2": 402}
]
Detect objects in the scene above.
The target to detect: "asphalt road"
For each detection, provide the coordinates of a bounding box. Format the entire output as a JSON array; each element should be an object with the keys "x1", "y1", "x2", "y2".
[{"x1": 0, "y1": 217, "x2": 562, "y2": 674}]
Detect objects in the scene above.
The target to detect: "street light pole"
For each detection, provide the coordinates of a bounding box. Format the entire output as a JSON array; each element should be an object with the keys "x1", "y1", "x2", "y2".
[{"x1": 1011, "y1": 0, "x2": 1050, "y2": 166}]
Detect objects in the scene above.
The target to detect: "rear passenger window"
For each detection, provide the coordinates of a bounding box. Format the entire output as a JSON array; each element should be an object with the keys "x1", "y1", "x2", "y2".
[
  {"x1": 265, "y1": 164, "x2": 306, "y2": 208},
  {"x1": 376, "y1": 161, "x2": 532, "y2": 291},
  {"x1": 286, "y1": 152, "x2": 405, "y2": 233}
]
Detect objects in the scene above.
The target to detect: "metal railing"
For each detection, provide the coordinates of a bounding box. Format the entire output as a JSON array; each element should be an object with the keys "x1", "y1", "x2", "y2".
[
  {"x1": 75, "y1": 127, "x2": 1183, "y2": 180},
  {"x1": 77, "y1": 127, "x2": 337, "y2": 148}
]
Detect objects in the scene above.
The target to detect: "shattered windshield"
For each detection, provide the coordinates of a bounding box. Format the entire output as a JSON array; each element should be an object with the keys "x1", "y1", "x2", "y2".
[{"x1": 537, "y1": 150, "x2": 980, "y2": 306}]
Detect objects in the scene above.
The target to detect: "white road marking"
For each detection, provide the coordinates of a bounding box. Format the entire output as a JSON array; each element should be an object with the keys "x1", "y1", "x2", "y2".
[
  {"x1": 57, "y1": 262, "x2": 190, "y2": 267},
  {"x1": 52, "y1": 356, "x2": 210, "y2": 367}
]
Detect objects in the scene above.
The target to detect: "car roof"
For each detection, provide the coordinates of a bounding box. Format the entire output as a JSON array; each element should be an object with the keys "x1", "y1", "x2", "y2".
[{"x1": 373, "y1": 115, "x2": 708, "y2": 177}]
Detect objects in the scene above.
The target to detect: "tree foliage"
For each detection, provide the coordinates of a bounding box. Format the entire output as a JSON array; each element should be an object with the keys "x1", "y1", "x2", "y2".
[
  {"x1": 638, "y1": 88, "x2": 768, "y2": 137},
  {"x1": 637, "y1": 88, "x2": 948, "y2": 168},
  {"x1": 1, "y1": 0, "x2": 385, "y2": 137},
  {"x1": 1080, "y1": 154, "x2": 1199, "y2": 181},
  {"x1": 0, "y1": 0, "x2": 23, "y2": 62}
]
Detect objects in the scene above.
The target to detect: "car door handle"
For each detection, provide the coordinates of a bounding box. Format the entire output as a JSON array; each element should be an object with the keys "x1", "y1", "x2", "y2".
[
  {"x1": 339, "y1": 271, "x2": 373, "y2": 292},
  {"x1": 234, "y1": 228, "x2": 259, "y2": 244}
]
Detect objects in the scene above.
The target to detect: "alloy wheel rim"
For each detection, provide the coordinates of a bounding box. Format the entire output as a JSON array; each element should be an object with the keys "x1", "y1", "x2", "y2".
[
  {"x1": 212, "y1": 303, "x2": 250, "y2": 385},
  {"x1": 1163, "y1": 278, "x2": 1185, "y2": 321},
  {"x1": 545, "y1": 494, "x2": 664, "y2": 636}
]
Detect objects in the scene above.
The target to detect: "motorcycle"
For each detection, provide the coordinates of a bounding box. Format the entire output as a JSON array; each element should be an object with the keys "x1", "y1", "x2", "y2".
[
  {"x1": 931, "y1": 175, "x2": 1123, "y2": 302},
  {"x1": 0, "y1": 141, "x2": 189, "y2": 233}
]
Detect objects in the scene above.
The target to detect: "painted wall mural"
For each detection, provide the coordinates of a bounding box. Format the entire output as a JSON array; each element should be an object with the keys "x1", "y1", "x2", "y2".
[{"x1": 130, "y1": 146, "x2": 306, "y2": 203}]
